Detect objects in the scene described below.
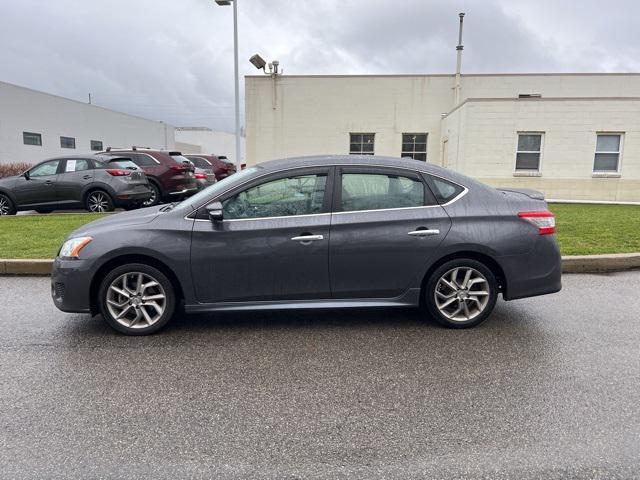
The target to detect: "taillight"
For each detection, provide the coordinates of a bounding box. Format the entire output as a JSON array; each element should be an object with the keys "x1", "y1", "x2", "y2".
[
  {"x1": 106, "y1": 169, "x2": 131, "y2": 176},
  {"x1": 518, "y1": 211, "x2": 555, "y2": 235},
  {"x1": 194, "y1": 172, "x2": 207, "y2": 179},
  {"x1": 240, "y1": 163, "x2": 247, "y2": 170}
]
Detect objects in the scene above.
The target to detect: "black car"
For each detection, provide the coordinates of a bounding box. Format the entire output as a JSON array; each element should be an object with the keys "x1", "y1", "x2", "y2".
[{"x1": 0, "y1": 156, "x2": 152, "y2": 214}]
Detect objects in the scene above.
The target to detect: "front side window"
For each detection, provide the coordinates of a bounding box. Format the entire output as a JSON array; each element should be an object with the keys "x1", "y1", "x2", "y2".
[
  {"x1": 90, "y1": 140, "x2": 103, "y2": 151},
  {"x1": 515, "y1": 133, "x2": 543, "y2": 171},
  {"x1": 401, "y1": 133, "x2": 428, "y2": 161},
  {"x1": 60, "y1": 136, "x2": 76, "y2": 149},
  {"x1": 594, "y1": 134, "x2": 622, "y2": 172},
  {"x1": 29, "y1": 160, "x2": 60, "y2": 177},
  {"x1": 223, "y1": 174, "x2": 327, "y2": 219},
  {"x1": 349, "y1": 133, "x2": 375, "y2": 155},
  {"x1": 340, "y1": 173, "x2": 424, "y2": 212},
  {"x1": 64, "y1": 159, "x2": 90, "y2": 172},
  {"x1": 23, "y1": 132, "x2": 42, "y2": 146}
]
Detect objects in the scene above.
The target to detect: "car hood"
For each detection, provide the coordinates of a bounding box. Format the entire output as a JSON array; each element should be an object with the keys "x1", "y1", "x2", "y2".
[
  {"x1": 68, "y1": 204, "x2": 165, "y2": 238},
  {"x1": 0, "y1": 176, "x2": 18, "y2": 188}
]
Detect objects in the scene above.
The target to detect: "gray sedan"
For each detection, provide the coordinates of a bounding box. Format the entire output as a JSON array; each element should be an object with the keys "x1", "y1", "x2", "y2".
[{"x1": 51, "y1": 155, "x2": 561, "y2": 335}]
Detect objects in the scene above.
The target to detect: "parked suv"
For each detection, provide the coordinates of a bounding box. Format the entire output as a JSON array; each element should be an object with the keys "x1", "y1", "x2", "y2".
[
  {"x1": 184, "y1": 154, "x2": 236, "y2": 181},
  {"x1": 0, "y1": 156, "x2": 151, "y2": 214},
  {"x1": 99, "y1": 148, "x2": 198, "y2": 206}
]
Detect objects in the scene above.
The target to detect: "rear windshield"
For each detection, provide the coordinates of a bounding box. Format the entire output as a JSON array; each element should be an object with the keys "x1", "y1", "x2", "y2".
[
  {"x1": 112, "y1": 160, "x2": 140, "y2": 171},
  {"x1": 188, "y1": 156, "x2": 212, "y2": 169},
  {"x1": 169, "y1": 154, "x2": 192, "y2": 165}
]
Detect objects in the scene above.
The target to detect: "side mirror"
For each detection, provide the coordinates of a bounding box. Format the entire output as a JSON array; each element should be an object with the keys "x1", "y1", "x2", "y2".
[
  {"x1": 23, "y1": 171, "x2": 30, "y2": 180},
  {"x1": 206, "y1": 201, "x2": 223, "y2": 222}
]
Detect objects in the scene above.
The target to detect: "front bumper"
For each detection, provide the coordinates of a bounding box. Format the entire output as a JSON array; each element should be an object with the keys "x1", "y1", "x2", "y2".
[{"x1": 51, "y1": 258, "x2": 94, "y2": 313}]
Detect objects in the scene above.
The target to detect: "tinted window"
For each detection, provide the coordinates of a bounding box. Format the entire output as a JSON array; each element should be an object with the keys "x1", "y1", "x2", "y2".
[
  {"x1": 60, "y1": 136, "x2": 76, "y2": 149},
  {"x1": 129, "y1": 154, "x2": 157, "y2": 166},
  {"x1": 23, "y1": 132, "x2": 42, "y2": 146},
  {"x1": 30, "y1": 160, "x2": 60, "y2": 177},
  {"x1": 428, "y1": 176, "x2": 465, "y2": 203},
  {"x1": 111, "y1": 160, "x2": 139, "y2": 170},
  {"x1": 223, "y1": 174, "x2": 327, "y2": 219},
  {"x1": 64, "y1": 159, "x2": 90, "y2": 172},
  {"x1": 90, "y1": 140, "x2": 103, "y2": 151},
  {"x1": 350, "y1": 133, "x2": 375, "y2": 155},
  {"x1": 188, "y1": 156, "x2": 212, "y2": 169},
  {"x1": 340, "y1": 173, "x2": 424, "y2": 212}
]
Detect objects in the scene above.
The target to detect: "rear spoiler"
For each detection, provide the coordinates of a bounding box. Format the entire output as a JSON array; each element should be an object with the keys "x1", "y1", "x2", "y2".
[{"x1": 496, "y1": 187, "x2": 545, "y2": 200}]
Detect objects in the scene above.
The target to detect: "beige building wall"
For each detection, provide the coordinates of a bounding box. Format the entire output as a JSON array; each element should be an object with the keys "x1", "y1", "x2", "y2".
[
  {"x1": 442, "y1": 98, "x2": 640, "y2": 201},
  {"x1": 245, "y1": 73, "x2": 640, "y2": 201}
]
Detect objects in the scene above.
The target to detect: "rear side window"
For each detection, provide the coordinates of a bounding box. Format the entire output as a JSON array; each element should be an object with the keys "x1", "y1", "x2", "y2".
[
  {"x1": 129, "y1": 154, "x2": 157, "y2": 166},
  {"x1": 340, "y1": 173, "x2": 425, "y2": 212},
  {"x1": 64, "y1": 159, "x2": 90, "y2": 172},
  {"x1": 428, "y1": 175, "x2": 465, "y2": 204}
]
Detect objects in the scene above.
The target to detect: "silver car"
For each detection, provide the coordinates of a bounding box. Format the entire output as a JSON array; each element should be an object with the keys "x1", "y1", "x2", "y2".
[{"x1": 51, "y1": 155, "x2": 561, "y2": 335}]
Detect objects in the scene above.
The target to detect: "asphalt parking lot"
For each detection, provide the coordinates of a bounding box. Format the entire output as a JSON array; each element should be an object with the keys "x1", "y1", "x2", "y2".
[{"x1": 0, "y1": 272, "x2": 639, "y2": 479}]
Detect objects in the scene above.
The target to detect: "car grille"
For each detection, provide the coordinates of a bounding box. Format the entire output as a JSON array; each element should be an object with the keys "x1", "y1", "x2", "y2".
[{"x1": 53, "y1": 282, "x2": 66, "y2": 301}]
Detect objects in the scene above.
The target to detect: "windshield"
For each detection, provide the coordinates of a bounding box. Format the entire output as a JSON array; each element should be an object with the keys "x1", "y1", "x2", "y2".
[{"x1": 176, "y1": 166, "x2": 261, "y2": 211}]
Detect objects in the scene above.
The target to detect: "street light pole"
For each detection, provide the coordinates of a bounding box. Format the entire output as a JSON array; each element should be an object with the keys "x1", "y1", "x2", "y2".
[
  {"x1": 232, "y1": 0, "x2": 241, "y2": 170},
  {"x1": 215, "y1": 0, "x2": 242, "y2": 170}
]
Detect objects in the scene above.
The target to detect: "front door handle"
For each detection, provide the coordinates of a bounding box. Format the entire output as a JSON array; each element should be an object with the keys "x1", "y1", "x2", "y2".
[
  {"x1": 83, "y1": 175, "x2": 92, "y2": 179},
  {"x1": 408, "y1": 229, "x2": 440, "y2": 237},
  {"x1": 44, "y1": 180, "x2": 53, "y2": 186},
  {"x1": 291, "y1": 234, "x2": 324, "y2": 243}
]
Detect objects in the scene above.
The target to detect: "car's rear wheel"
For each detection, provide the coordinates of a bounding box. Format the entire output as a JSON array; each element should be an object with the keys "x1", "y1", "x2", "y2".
[
  {"x1": 0, "y1": 194, "x2": 17, "y2": 215},
  {"x1": 86, "y1": 190, "x2": 114, "y2": 213},
  {"x1": 424, "y1": 259, "x2": 498, "y2": 328},
  {"x1": 142, "y1": 183, "x2": 160, "y2": 207},
  {"x1": 98, "y1": 263, "x2": 176, "y2": 335}
]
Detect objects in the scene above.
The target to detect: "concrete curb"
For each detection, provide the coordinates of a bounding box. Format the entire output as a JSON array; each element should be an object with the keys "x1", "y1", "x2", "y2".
[{"x1": 1, "y1": 253, "x2": 640, "y2": 276}]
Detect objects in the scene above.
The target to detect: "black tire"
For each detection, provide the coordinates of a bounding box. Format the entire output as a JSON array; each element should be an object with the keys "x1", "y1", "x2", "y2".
[
  {"x1": 424, "y1": 258, "x2": 498, "y2": 329},
  {"x1": 85, "y1": 190, "x2": 115, "y2": 213},
  {"x1": 98, "y1": 263, "x2": 176, "y2": 335},
  {"x1": 142, "y1": 182, "x2": 161, "y2": 207},
  {"x1": 0, "y1": 194, "x2": 17, "y2": 215}
]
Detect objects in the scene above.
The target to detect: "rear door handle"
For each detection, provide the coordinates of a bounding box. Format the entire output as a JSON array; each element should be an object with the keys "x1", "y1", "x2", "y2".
[
  {"x1": 408, "y1": 229, "x2": 440, "y2": 237},
  {"x1": 83, "y1": 175, "x2": 92, "y2": 179},
  {"x1": 44, "y1": 180, "x2": 53, "y2": 186},
  {"x1": 291, "y1": 234, "x2": 324, "y2": 242}
]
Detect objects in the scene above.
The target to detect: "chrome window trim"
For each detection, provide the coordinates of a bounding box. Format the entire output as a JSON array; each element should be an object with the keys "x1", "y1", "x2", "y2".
[
  {"x1": 185, "y1": 163, "x2": 469, "y2": 221},
  {"x1": 333, "y1": 204, "x2": 441, "y2": 215},
  {"x1": 193, "y1": 212, "x2": 331, "y2": 223}
]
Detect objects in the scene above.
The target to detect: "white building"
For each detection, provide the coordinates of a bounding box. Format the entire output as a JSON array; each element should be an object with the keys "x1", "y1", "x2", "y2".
[
  {"x1": 174, "y1": 127, "x2": 245, "y2": 165},
  {"x1": 0, "y1": 81, "x2": 174, "y2": 165},
  {"x1": 245, "y1": 73, "x2": 640, "y2": 202}
]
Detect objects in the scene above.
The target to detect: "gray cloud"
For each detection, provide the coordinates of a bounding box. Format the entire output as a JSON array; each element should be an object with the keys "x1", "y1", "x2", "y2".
[{"x1": 1, "y1": 0, "x2": 638, "y2": 132}]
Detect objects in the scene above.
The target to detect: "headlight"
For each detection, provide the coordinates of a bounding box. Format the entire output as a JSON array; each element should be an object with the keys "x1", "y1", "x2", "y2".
[{"x1": 59, "y1": 237, "x2": 93, "y2": 259}]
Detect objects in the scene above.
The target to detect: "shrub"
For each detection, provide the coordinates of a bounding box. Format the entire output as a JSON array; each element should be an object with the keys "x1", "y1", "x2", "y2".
[{"x1": 0, "y1": 162, "x2": 32, "y2": 179}]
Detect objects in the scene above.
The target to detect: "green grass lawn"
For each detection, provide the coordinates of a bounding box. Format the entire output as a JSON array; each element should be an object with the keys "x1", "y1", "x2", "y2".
[
  {"x1": 549, "y1": 203, "x2": 640, "y2": 256},
  {"x1": 0, "y1": 213, "x2": 108, "y2": 259},
  {"x1": 0, "y1": 204, "x2": 638, "y2": 258}
]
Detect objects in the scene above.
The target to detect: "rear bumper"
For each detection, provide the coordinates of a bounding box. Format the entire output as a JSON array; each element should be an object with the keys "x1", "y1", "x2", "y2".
[
  {"x1": 499, "y1": 235, "x2": 562, "y2": 301},
  {"x1": 113, "y1": 189, "x2": 152, "y2": 207},
  {"x1": 51, "y1": 258, "x2": 94, "y2": 313}
]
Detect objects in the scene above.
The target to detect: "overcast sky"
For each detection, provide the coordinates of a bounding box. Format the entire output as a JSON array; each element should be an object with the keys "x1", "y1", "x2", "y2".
[{"x1": 1, "y1": 0, "x2": 639, "y2": 132}]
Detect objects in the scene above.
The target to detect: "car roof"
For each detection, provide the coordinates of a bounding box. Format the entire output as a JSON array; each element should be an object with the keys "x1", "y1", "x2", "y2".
[{"x1": 258, "y1": 155, "x2": 447, "y2": 175}]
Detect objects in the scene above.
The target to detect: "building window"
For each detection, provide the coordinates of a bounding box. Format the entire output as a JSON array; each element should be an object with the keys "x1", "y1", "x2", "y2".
[
  {"x1": 23, "y1": 132, "x2": 42, "y2": 146},
  {"x1": 349, "y1": 133, "x2": 375, "y2": 155},
  {"x1": 90, "y1": 140, "x2": 103, "y2": 151},
  {"x1": 594, "y1": 134, "x2": 622, "y2": 172},
  {"x1": 60, "y1": 136, "x2": 76, "y2": 149},
  {"x1": 515, "y1": 133, "x2": 543, "y2": 171},
  {"x1": 401, "y1": 133, "x2": 428, "y2": 161}
]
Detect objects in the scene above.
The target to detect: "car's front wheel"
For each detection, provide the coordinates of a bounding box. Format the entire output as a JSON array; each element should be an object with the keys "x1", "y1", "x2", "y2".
[
  {"x1": 98, "y1": 263, "x2": 176, "y2": 335},
  {"x1": 424, "y1": 259, "x2": 498, "y2": 328},
  {"x1": 0, "y1": 194, "x2": 17, "y2": 215}
]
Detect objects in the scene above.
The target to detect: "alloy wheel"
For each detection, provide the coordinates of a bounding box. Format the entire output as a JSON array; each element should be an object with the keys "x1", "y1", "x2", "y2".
[
  {"x1": 88, "y1": 192, "x2": 109, "y2": 212},
  {"x1": 0, "y1": 196, "x2": 10, "y2": 215},
  {"x1": 434, "y1": 267, "x2": 490, "y2": 322},
  {"x1": 143, "y1": 186, "x2": 157, "y2": 207},
  {"x1": 106, "y1": 272, "x2": 167, "y2": 329}
]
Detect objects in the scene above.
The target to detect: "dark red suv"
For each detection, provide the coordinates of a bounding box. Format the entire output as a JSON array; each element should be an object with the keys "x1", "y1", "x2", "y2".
[
  {"x1": 184, "y1": 154, "x2": 237, "y2": 181},
  {"x1": 99, "y1": 148, "x2": 198, "y2": 206}
]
